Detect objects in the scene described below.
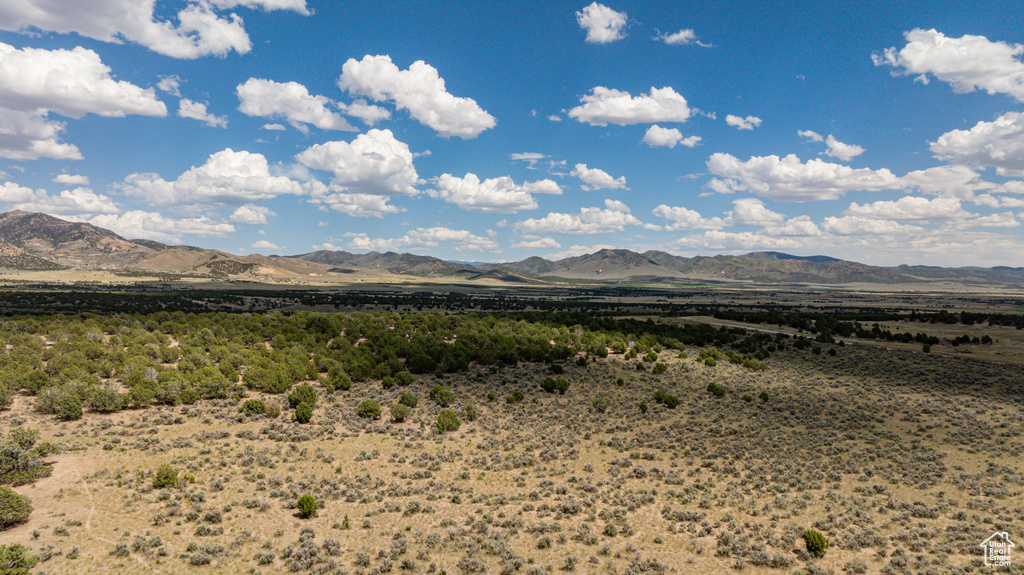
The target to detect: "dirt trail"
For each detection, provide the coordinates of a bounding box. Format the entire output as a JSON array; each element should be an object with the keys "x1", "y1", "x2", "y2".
[{"x1": 5, "y1": 453, "x2": 159, "y2": 571}]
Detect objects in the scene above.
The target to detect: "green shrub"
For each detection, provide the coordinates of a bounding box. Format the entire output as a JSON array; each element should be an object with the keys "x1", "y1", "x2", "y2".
[
  {"x1": 540, "y1": 377, "x2": 569, "y2": 394},
  {"x1": 21, "y1": 371, "x2": 48, "y2": 395},
  {"x1": 0, "y1": 486, "x2": 31, "y2": 529},
  {"x1": 653, "y1": 389, "x2": 681, "y2": 408},
  {"x1": 428, "y1": 384, "x2": 455, "y2": 407},
  {"x1": 395, "y1": 371, "x2": 415, "y2": 386},
  {"x1": 638, "y1": 400, "x2": 648, "y2": 414},
  {"x1": 287, "y1": 385, "x2": 316, "y2": 409},
  {"x1": 436, "y1": 409, "x2": 461, "y2": 433},
  {"x1": 294, "y1": 402, "x2": 313, "y2": 424},
  {"x1": 0, "y1": 429, "x2": 59, "y2": 486},
  {"x1": 506, "y1": 390, "x2": 525, "y2": 404},
  {"x1": 399, "y1": 392, "x2": 418, "y2": 408},
  {"x1": 244, "y1": 366, "x2": 292, "y2": 394},
  {"x1": 390, "y1": 403, "x2": 411, "y2": 422},
  {"x1": 239, "y1": 399, "x2": 266, "y2": 415},
  {"x1": 381, "y1": 376, "x2": 395, "y2": 390},
  {"x1": 651, "y1": 362, "x2": 667, "y2": 374},
  {"x1": 704, "y1": 357, "x2": 716, "y2": 367},
  {"x1": 406, "y1": 352, "x2": 436, "y2": 375},
  {"x1": 297, "y1": 494, "x2": 318, "y2": 518},
  {"x1": 89, "y1": 385, "x2": 123, "y2": 413},
  {"x1": 803, "y1": 529, "x2": 829, "y2": 558},
  {"x1": 462, "y1": 401, "x2": 478, "y2": 422},
  {"x1": 706, "y1": 382, "x2": 726, "y2": 398},
  {"x1": 356, "y1": 399, "x2": 381, "y2": 419},
  {"x1": 699, "y1": 347, "x2": 724, "y2": 360},
  {"x1": 740, "y1": 358, "x2": 766, "y2": 371},
  {"x1": 126, "y1": 385, "x2": 155, "y2": 409},
  {"x1": 54, "y1": 393, "x2": 83, "y2": 421},
  {"x1": 325, "y1": 365, "x2": 352, "y2": 391},
  {"x1": 152, "y1": 463, "x2": 178, "y2": 489},
  {"x1": 0, "y1": 543, "x2": 37, "y2": 573},
  {"x1": 758, "y1": 391, "x2": 769, "y2": 402},
  {"x1": 0, "y1": 385, "x2": 11, "y2": 411},
  {"x1": 592, "y1": 395, "x2": 610, "y2": 413},
  {"x1": 194, "y1": 365, "x2": 236, "y2": 399},
  {"x1": 180, "y1": 388, "x2": 200, "y2": 404}
]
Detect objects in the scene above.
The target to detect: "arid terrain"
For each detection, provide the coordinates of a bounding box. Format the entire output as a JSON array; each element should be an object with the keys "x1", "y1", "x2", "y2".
[{"x1": 0, "y1": 285, "x2": 1021, "y2": 575}]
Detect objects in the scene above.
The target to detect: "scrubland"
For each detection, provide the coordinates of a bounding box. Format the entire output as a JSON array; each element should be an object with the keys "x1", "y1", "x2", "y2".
[{"x1": 0, "y1": 304, "x2": 1022, "y2": 575}]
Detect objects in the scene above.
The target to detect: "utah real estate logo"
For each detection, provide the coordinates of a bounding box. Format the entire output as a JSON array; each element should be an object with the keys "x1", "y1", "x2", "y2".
[{"x1": 980, "y1": 532, "x2": 1014, "y2": 567}]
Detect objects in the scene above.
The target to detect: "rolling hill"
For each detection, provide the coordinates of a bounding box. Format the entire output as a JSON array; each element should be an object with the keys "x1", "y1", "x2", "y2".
[{"x1": 0, "y1": 210, "x2": 1021, "y2": 285}]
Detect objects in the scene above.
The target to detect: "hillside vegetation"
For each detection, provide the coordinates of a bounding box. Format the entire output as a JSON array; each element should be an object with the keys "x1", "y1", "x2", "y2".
[{"x1": 0, "y1": 301, "x2": 1021, "y2": 573}]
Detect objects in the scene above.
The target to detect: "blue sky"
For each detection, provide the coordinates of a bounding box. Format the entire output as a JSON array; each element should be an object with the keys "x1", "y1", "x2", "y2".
[{"x1": 1, "y1": 1, "x2": 1023, "y2": 266}]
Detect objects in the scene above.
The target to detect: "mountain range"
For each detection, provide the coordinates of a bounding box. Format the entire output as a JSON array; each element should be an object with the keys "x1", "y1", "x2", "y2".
[{"x1": 0, "y1": 210, "x2": 1021, "y2": 286}]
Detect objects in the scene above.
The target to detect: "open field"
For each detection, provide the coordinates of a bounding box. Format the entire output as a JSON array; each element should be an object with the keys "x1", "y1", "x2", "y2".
[{"x1": 0, "y1": 286, "x2": 1021, "y2": 574}]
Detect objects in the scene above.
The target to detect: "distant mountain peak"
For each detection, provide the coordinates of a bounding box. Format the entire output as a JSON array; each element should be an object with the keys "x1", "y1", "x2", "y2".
[
  {"x1": 0, "y1": 211, "x2": 1018, "y2": 285},
  {"x1": 742, "y1": 251, "x2": 841, "y2": 263}
]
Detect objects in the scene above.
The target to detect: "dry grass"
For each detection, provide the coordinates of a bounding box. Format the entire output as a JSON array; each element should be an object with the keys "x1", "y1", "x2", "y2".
[{"x1": 3, "y1": 338, "x2": 1022, "y2": 574}]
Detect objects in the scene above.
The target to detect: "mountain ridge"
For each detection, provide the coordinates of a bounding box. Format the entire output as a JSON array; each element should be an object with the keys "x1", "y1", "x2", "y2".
[{"x1": 0, "y1": 211, "x2": 1021, "y2": 285}]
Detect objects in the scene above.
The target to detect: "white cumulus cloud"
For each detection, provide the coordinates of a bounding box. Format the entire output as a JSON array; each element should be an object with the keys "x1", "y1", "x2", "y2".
[
  {"x1": 53, "y1": 174, "x2": 89, "y2": 185},
  {"x1": 0, "y1": 182, "x2": 118, "y2": 216},
  {"x1": 0, "y1": 109, "x2": 80, "y2": 160},
  {"x1": 90, "y1": 211, "x2": 235, "y2": 243},
  {"x1": 237, "y1": 78, "x2": 356, "y2": 132},
  {"x1": 338, "y1": 99, "x2": 391, "y2": 126},
  {"x1": 157, "y1": 76, "x2": 181, "y2": 96},
  {"x1": 576, "y1": 2, "x2": 627, "y2": 44},
  {"x1": 655, "y1": 29, "x2": 709, "y2": 47},
  {"x1": 123, "y1": 148, "x2": 303, "y2": 208},
  {"x1": 930, "y1": 111, "x2": 1024, "y2": 177},
  {"x1": 798, "y1": 130, "x2": 824, "y2": 142},
  {"x1": 873, "y1": 29, "x2": 1024, "y2": 102},
  {"x1": 250, "y1": 239, "x2": 282, "y2": 251},
  {"x1": 0, "y1": 42, "x2": 166, "y2": 160},
  {"x1": 899, "y1": 165, "x2": 999, "y2": 199},
  {"x1": 348, "y1": 227, "x2": 499, "y2": 253},
  {"x1": 725, "y1": 115, "x2": 762, "y2": 130},
  {"x1": 821, "y1": 216, "x2": 923, "y2": 236},
  {"x1": 295, "y1": 129, "x2": 420, "y2": 196},
  {"x1": 569, "y1": 86, "x2": 691, "y2": 126},
  {"x1": 706, "y1": 153, "x2": 900, "y2": 201},
  {"x1": 338, "y1": 55, "x2": 496, "y2": 139},
  {"x1": 430, "y1": 173, "x2": 561, "y2": 213},
  {"x1": 570, "y1": 163, "x2": 628, "y2": 190},
  {"x1": 514, "y1": 199, "x2": 642, "y2": 235},
  {"x1": 0, "y1": 0, "x2": 256, "y2": 59},
  {"x1": 823, "y1": 135, "x2": 865, "y2": 161},
  {"x1": 726, "y1": 198, "x2": 786, "y2": 226},
  {"x1": 179, "y1": 99, "x2": 227, "y2": 128},
  {"x1": 642, "y1": 125, "x2": 701, "y2": 148},
  {"x1": 208, "y1": 0, "x2": 308, "y2": 14},
  {"x1": 512, "y1": 237, "x2": 561, "y2": 250},
  {"x1": 651, "y1": 205, "x2": 724, "y2": 231},
  {"x1": 230, "y1": 204, "x2": 275, "y2": 224},
  {"x1": 845, "y1": 196, "x2": 975, "y2": 221}
]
